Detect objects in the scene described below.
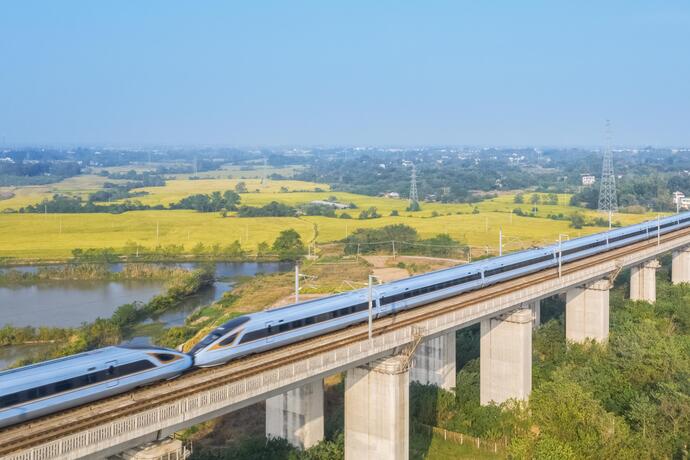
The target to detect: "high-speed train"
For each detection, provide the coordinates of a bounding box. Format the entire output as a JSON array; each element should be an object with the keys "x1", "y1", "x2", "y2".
[
  {"x1": 190, "y1": 212, "x2": 690, "y2": 366},
  {"x1": 0, "y1": 346, "x2": 191, "y2": 428},
  {"x1": 2, "y1": 212, "x2": 690, "y2": 428}
]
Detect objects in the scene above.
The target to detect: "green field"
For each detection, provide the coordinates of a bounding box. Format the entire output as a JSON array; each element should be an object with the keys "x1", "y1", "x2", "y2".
[{"x1": 0, "y1": 176, "x2": 664, "y2": 261}]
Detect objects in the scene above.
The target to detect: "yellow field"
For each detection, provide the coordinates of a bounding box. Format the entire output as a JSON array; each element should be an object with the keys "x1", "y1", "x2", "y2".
[
  {"x1": 127, "y1": 178, "x2": 330, "y2": 206},
  {"x1": 0, "y1": 176, "x2": 664, "y2": 260},
  {"x1": 0, "y1": 175, "x2": 128, "y2": 210},
  {"x1": 0, "y1": 211, "x2": 315, "y2": 259},
  {"x1": 0, "y1": 207, "x2": 659, "y2": 260}
]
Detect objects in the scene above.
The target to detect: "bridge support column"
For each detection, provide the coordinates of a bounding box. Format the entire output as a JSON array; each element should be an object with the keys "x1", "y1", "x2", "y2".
[
  {"x1": 672, "y1": 248, "x2": 690, "y2": 284},
  {"x1": 630, "y1": 259, "x2": 660, "y2": 302},
  {"x1": 345, "y1": 354, "x2": 409, "y2": 460},
  {"x1": 529, "y1": 300, "x2": 541, "y2": 329},
  {"x1": 565, "y1": 279, "x2": 610, "y2": 343},
  {"x1": 411, "y1": 331, "x2": 456, "y2": 390},
  {"x1": 480, "y1": 308, "x2": 532, "y2": 405},
  {"x1": 266, "y1": 380, "x2": 324, "y2": 450}
]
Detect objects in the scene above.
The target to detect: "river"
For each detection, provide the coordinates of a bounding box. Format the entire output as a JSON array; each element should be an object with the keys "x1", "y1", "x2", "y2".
[{"x1": 0, "y1": 262, "x2": 292, "y2": 369}]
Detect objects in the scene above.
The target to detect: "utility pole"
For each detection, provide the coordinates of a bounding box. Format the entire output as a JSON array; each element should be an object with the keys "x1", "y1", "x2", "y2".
[
  {"x1": 368, "y1": 275, "x2": 380, "y2": 341},
  {"x1": 558, "y1": 235, "x2": 563, "y2": 279},
  {"x1": 295, "y1": 264, "x2": 300, "y2": 303},
  {"x1": 499, "y1": 227, "x2": 503, "y2": 256},
  {"x1": 156, "y1": 221, "x2": 160, "y2": 246},
  {"x1": 392, "y1": 240, "x2": 396, "y2": 259}
]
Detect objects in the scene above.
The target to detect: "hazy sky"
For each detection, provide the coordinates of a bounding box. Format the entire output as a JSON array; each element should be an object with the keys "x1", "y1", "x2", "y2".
[{"x1": 1, "y1": 1, "x2": 689, "y2": 147}]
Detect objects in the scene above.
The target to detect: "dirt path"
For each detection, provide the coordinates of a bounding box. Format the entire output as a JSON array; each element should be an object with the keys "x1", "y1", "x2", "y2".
[{"x1": 361, "y1": 255, "x2": 410, "y2": 282}]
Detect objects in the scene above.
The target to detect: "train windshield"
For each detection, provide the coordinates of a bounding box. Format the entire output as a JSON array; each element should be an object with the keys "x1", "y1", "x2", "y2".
[
  {"x1": 189, "y1": 316, "x2": 251, "y2": 355},
  {"x1": 218, "y1": 316, "x2": 250, "y2": 331}
]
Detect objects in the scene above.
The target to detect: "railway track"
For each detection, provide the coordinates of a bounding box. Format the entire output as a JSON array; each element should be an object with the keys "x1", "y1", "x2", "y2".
[{"x1": 1, "y1": 227, "x2": 688, "y2": 456}]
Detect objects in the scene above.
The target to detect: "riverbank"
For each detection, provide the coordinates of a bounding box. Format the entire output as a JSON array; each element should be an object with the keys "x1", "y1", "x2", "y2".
[
  {"x1": 0, "y1": 263, "x2": 190, "y2": 284},
  {"x1": 2, "y1": 266, "x2": 214, "y2": 367},
  {"x1": 1, "y1": 261, "x2": 293, "y2": 368}
]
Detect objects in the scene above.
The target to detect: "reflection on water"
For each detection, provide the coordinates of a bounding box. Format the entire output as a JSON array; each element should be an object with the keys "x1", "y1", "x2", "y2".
[{"x1": 0, "y1": 280, "x2": 165, "y2": 328}]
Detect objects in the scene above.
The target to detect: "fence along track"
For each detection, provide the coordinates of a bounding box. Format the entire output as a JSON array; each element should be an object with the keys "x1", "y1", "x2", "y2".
[{"x1": 1, "y1": 227, "x2": 689, "y2": 456}]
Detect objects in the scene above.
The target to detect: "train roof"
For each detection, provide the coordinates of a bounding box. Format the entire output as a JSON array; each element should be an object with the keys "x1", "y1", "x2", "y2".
[{"x1": 0, "y1": 346, "x2": 178, "y2": 393}]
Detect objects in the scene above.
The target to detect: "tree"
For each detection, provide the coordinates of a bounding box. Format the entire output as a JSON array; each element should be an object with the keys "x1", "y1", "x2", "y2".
[
  {"x1": 235, "y1": 181, "x2": 248, "y2": 193},
  {"x1": 406, "y1": 200, "x2": 421, "y2": 212},
  {"x1": 222, "y1": 190, "x2": 241, "y2": 208},
  {"x1": 514, "y1": 193, "x2": 525, "y2": 204},
  {"x1": 271, "y1": 229, "x2": 305, "y2": 260},
  {"x1": 256, "y1": 241, "x2": 270, "y2": 257},
  {"x1": 223, "y1": 240, "x2": 244, "y2": 257},
  {"x1": 569, "y1": 211, "x2": 586, "y2": 229},
  {"x1": 546, "y1": 193, "x2": 559, "y2": 205},
  {"x1": 530, "y1": 193, "x2": 541, "y2": 205}
]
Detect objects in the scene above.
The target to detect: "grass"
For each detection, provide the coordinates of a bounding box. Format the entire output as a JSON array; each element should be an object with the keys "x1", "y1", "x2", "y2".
[{"x1": 410, "y1": 430, "x2": 503, "y2": 459}]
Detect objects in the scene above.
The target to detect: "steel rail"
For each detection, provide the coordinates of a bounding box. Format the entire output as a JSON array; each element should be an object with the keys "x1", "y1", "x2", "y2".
[{"x1": 1, "y1": 227, "x2": 688, "y2": 455}]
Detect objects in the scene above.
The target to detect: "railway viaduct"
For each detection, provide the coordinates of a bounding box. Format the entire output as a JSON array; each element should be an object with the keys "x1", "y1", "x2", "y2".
[{"x1": 3, "y1": 226, "x2": 690, "y2": 460}]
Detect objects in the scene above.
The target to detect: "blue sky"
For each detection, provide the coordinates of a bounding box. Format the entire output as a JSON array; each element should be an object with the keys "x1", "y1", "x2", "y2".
[{"x1": 1, "y1": 1, "x2": 689, "y2": 147}]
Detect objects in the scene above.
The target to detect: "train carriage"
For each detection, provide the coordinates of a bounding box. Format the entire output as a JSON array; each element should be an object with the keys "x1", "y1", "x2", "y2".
[{"x1": 0, "y1": 345, "x2": 191, "y2": 428}]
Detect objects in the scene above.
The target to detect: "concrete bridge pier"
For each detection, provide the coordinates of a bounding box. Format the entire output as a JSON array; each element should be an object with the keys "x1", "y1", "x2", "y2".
[
  {"x1": 672, "y1": 248, "x2": 690, "y2": 284},
  {"x1": 345, "y1": 354, "x2": 409, "y2": 460},
  {"x1": 411, "y1": 331, "x2": 456, "y2": 390},
  {"x1": 265, "y1": 380, "x2": 324, "y2": 449},
  {"x1": 529, "y1": 300, "x2": 541, "y2": 329},
  {"x1": 480, "y1": 308, "x2": 532, "y2": 405},
  {"x1": 630, "y1": 259, "x2": 660, "y2": 302},
  {"x1": 565, "y1": 279, "x2": 610, "y2": 343}
]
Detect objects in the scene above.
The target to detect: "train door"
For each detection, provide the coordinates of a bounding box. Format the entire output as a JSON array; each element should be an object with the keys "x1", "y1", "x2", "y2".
[
  {"x1": 105, "y1": 360, "x2": 118, "y2": 388},
  {"x1": 265, "y1": 321, "x2": 276, "y2": 343}
]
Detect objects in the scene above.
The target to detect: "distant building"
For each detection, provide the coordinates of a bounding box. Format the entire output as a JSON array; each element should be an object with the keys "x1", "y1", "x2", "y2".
[
  {"x1": 384, "y1": 192, "x2": 400, "y2": 199},
  {"x1": 673, "y1": 191, "x2": 690, "y2": 210},
  {"x1": 581, "y1": 174, "x2": 596, "y2": 186},
  {"x1": 309, "y1": 200, "x2": 349, "y2": 209}
]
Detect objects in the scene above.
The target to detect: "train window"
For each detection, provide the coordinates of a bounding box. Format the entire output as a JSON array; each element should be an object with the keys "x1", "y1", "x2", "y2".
[
  {"x1": 153, "y1": 353, "x2": 177, "y2": 362},
  {"x1": 239, "y1": 328, "x2": 267, "y2": 344},
  {"x1": 107, "y1": 366, "x2": 115, "y2": 376},
  {"x1": 54, "y1": 380, "x2": 73, "y2": 392},
  {"x1": 305, "y1": 316, "x2": 315, "y2": 325},
  {"x1": 0, "y1": 393, "x2": 19, "y2": 408},
  {"x1": 218, "y1": 333, "x2": 238, "y2": 346},
  {"x1": 117, "y1": 360, "x2": 155, "y2": 376},
  {"x1": 278, "y1": 322, "x2": 290, "y2": 333}
]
